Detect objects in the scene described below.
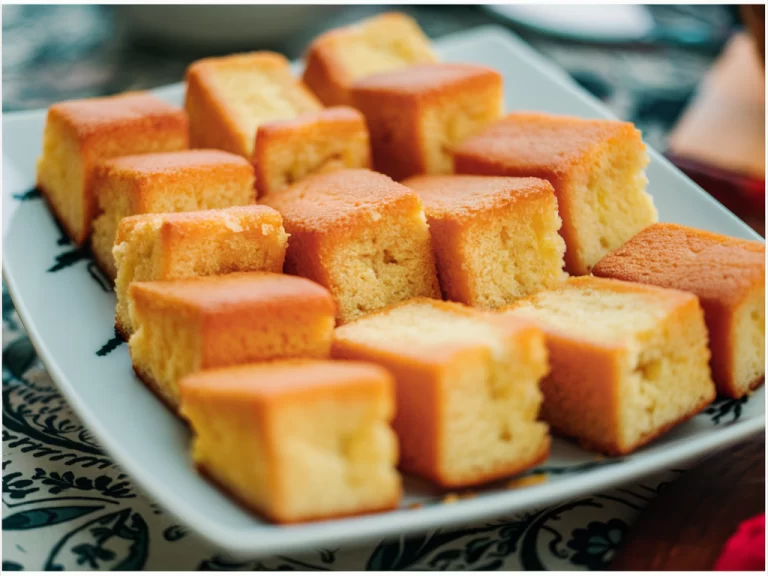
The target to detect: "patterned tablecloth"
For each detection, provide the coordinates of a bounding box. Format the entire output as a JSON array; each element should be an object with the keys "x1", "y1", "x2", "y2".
[{"x1": 1, "y1": 4, "x2": 744, "y2": 571}]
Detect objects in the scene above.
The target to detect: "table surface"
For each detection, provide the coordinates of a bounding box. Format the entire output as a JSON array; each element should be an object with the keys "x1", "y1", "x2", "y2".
[{"x1": 1, "y1": 4, "x2": 759, "y2": 571}]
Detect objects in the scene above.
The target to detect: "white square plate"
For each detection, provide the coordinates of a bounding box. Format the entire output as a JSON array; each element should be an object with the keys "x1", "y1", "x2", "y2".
[{"x1": 2, "y1": 25, "x2": 764, "y2": 558}]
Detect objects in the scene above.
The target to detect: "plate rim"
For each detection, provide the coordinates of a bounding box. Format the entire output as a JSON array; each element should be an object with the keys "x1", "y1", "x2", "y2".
[{"x1": 2, "y1": 23, "x2": 765, "y2": 558}]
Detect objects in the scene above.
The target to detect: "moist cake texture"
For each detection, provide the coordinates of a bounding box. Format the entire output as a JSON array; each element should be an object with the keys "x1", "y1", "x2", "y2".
[
  {"x1": 403, "y1": 175, "x2": 566, "y2": 308},
  {"x1": 351, "y1": 63, "x2": 503, "y2": 180},
  {"x1": 262, "y1": 169, "x2": 440, "y2": 324},
  {"x1": 454, "y1": 112, "x2": 657, "y2": 275},
  {"x1": 36, "y1": 92, "x2": 188, "y2": 245},
  {"x1": 333, "y1": 298, "x2": 550, "y2": 487},
  {"x1": 302, "y1": 12, "x2": 437, "y2": 106},
  {"x1": 91, "y1": 149, "x2": 255, "y2": 280},
  {"x1": 593, "y1": 223, "x2": 765, "y2": 398},
  {"x1": 253, "y1": 106, "x2": 371, "y2": 197},
  {"x1": 179, "y1": 359, "x2": 400, "y2": 523},
  {"x1": 128, "y1": 272, "x2": 335, "y2": 410},
  {"x1": 113, "y1": 204, "x2": 288, "y2": 338},
  {"x1": 185, "y1": 51, "x2": 322, "y2": 158},
  {"x1": 502, "y1": 276, "x2": 716, "y2": 455}
]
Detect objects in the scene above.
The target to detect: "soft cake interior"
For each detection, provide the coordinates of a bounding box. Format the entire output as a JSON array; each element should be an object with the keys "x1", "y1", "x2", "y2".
[
  {"x1": 324, "y1": 206, "x2": 438, "y2": 323},
  {"x1": 509, "y1": 284, "x2": 714, "y2": 453},
  {"x1": 567, "y1": 137, "x2": 656, "y2": 274},
  {"x1": 460, "y1": 194, "x2": 566, "y2": 308},
  {"x1": 339, "y1": 301, "x2": 549, "y2": 486}
]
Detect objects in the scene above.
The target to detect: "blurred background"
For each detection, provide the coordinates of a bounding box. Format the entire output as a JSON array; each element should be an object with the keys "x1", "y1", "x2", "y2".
[{"x1": 3, "y1": 4, "x2": 764, "y2": 233}]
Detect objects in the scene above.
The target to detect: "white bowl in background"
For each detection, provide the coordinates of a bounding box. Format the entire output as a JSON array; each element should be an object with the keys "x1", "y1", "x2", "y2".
[{"x1": 115, "y1": 5, "x2": 341, "y2": 51}]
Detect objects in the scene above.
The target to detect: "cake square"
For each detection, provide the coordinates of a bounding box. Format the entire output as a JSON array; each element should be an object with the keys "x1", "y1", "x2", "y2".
[
  {"x1": 453, "y1": 112, "x2": 658, "y2": 275},
  {"x1": 36, "y1": 92, "x2": 188, "y2": 245},
  {"x1": 501, "y1": 276, "x2": 716, "y2": 455},
  {"x1": 185, "y1": 51, "x2": 322, "y2": 158},
  {"x1": 593, "y1": 223, "x2": 765, "y2": 398},
  {"x1": 403, "y1": 175, "x2": 567, "y2": 308},
  {"x1": 113, "y1": 204, "x2": 288, "y2": 338},
  {"x1": 253, "y1": 106, "x2": 371, "y2": 197},
  {"x1": 302, "y1": 12, "x2": 437, "y2": 107},
  {"x1": 179, "y1": 359, "x2": 400, "y2": 523},
  {"x1": 128, "y1": 272, "x2": 335, "y2": 410},
  {"x1": 91, "y1": 149, "x2": 255, "y2": 280},
  {"x1": 333, "y1": 298, "x2": 550, "y2": 488},
  {"x1": 262, "y1": 169, "x2": 440, "y2": 324},
  {"x1": 350, "y1": 63, "x2": 503, "y2": 180}
]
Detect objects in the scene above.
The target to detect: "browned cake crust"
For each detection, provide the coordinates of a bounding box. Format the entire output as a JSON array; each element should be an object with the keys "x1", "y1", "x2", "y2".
[
  {"x1": 38, "y1": 184, "x2": 83, "y2": 248},
  {"x1": 351, "y1": 64, "x2": 503, "y2": 180},
  {"x1": 453, "y1": 112, "x2": 640, "y2": 176},
  {"x1": 301, "y1": 12, "x2": 437, "y2": 107},
  {"x1": 196, "y1": 462, "x2": 400, "y2": 525},
  {"x1": 402, "y1": 174, "x2": 554, "y2": 220},
  {"x1": 453, "y1": 112, "x2": 652, "y2": 275},
  {"x1": 132, "y1": 363, "x2": 181, "y2": 417},
  {"x1": 592, "y1": 223, "x2": 765, "y2": 398},
  {"x1": 262, "y1": 169, "x2": 440, "y2": 323},
  {"x1": 116, "y1": 320, "x2": 130, "y2": 342},
  {"x1": 185, "y1": 51, "x2": 321, "y2": 157},
  {"x1": 37, "y1": 92, "x2": 188, "y2": 245},
  {"x1": 253, "y1": 106, "x2": 371, "y2": 197}
]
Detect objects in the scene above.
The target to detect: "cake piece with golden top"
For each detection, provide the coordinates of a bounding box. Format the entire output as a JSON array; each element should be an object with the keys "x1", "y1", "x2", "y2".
[
  {"x1": 91, "y1": 149, "x2": 255, "y2": 280},
  {"x1": 302, "y1": 12, "x2": 437, "y2": 106},
  {"x1": 128, "y1": 272, "x2": 335, "y2": 411},
  {"x1": 262, "y1": 169, "x2": 440, "y2": 324},
  {"x1": 253, "y1": 106, "x2": 371, "y2": 197},
  {"x1": 593, "y1": 223, "x2": 765, "y2": 398},
  {"x1": 185, "y1": 51, "x2": 322, "y2": 158},
  {"x1": 501, "y1": 276, "x2": 715, "y2": 455},
  {"x1": 36, "y1": 92, "x2": 188, "y2": 245},
  {"x1": 333, "y1": 298, "x2": 550, "y2": 488},
  {"x1": 351, "y1": 64, "x2": 503, "y2": 180},
  {"x1": 454, "y1": 112, "x2": 657, "y2": 275},
  {"x1": 179, "y1": 359, "x2": 400, "y2": 524},
  {"x1": 113, "y1": 205, "x2": 288, "y2": 338},
  {"x1": 403, "y1": 175, "x2": 566, "y2": 308}
]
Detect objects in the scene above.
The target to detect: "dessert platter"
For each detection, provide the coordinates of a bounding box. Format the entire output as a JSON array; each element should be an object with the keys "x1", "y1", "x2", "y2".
[{"x1": 2, "y1": 16, "x2": 764, "y2": 557}]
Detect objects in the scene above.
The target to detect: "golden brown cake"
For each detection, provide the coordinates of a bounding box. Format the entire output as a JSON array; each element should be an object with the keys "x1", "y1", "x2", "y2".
[
  {"x1": 351, "y1": 64, "x2": 503, "y2": 180},
  {"x1": 403, "y1": 175, "x2": 566, "y2": 308},
  {"x1": 185, "y1": 51, "x2": 322, "y2": 158},
  {"x1": 593, "y1": 223, "x2": 765, "y2": 398},
  {"x1": 113, "y1": 205, "x2": 288, "y2": 338},
  {"x1": 302, "y1": 12, "x2": 437, "y2": 106},
  {"x1": 36, "y1": 92, "x2": 188, "y2": 245},
  {"x1": 453, "y1": 112, "x2": 658, "y2": 275},
  {"x1": 91, "y1": 149, "x2": 255, "y2": 280},
  {"x1": 333, "y1": 298, "x2": 550, "y2": 488},
  {"x1": 253, "y1": 106, "x2": 371, "y2": 197},
  {"x1": 501, "y1": 276, "x2": 716, "y2": 455},
  {"x1": 178, "y1": 359, "x2": 400, "y2": 524},
  {"x1": 262, "y1": 169, "x2": 440, "y2": 324},
  {"x1": 129, "y1": 272, "x2": 335, "y2": 411}
]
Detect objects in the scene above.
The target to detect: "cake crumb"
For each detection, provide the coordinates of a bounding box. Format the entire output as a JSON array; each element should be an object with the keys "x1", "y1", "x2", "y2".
[
  {"x1": 507, "y1": 473, "x2": 548, "y2": 490},
  {"x1": 442, "y1": 491, "x2": 476, "y2": 504}
]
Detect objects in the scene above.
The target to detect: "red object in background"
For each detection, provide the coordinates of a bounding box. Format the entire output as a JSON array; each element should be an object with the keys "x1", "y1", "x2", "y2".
[
  {"x1": 714, "y1": 514, "x2": 765, "y2": 571},
  {"x1": 667, "y1": 153, "x2": 766, "y2": 237}
]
